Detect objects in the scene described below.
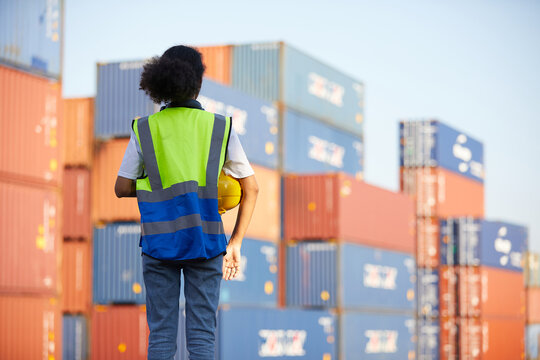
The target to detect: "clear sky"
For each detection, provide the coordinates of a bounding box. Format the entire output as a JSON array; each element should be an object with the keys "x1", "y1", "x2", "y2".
[{"x1": 64, "y1": 0, "x2": 540, "y2": 251}]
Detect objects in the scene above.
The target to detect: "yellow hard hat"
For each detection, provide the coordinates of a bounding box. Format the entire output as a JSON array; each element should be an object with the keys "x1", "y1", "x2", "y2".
[{"x1": 218, "y1": 172, "x2": 243, "y2": 214}]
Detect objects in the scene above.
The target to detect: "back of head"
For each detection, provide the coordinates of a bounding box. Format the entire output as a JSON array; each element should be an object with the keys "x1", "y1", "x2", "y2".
[{"x1": 140, "y1": 45, "x2": 206, "y2": 104}]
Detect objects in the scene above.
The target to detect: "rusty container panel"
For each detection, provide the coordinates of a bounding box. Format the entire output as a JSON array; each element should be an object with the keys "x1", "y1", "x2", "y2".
[
  {"x1": 0, "y1": 181, "x2": 60, "y2": 295},
  {"x1": 417, "y1": 217, "x2": 440, "y2": 268},
  {"x1": 400, "y1": 167, "x2": 484, "y2": 218},
  {"x1": 221, "y1": 164, "x2": 280, "y2": 242},
  {"x1": 283, "y1": 173, "x2": 415, "y2": 253},
  {"x1": 92, "y1": 139, "x2": 139, "y2": 223},
  {"x1": 0, "y1": 65, "x2": 62, "y2": 186},
  {"x1": 63, "y1": 97, "x2": 94, "y2": 167},
  {"x1": 481, "y1": 317, "x2": 525, "y2": 360},
  {"x1": 63, "y1": 168, "x2": 91, "y2": 239},
  {"x1": 0, "y1": 295, "x2": 62, "y2": 360},
  {"x1": 439, "y1": 266, "x2": 458, "y2": 318},
  {"x1": 439, "y1": 316, "x2": 458, "y2": 360},
  {"x1": 62, "y1": 241, "x2": 91, "y2": 314},
  {"x1": 91, "y1": 305, "x2": 149, "y2": 360},
  {"x1": 528, "y1": 288, "x2": 540, "y2": 324},
  {"x1": 197, "y1": 45, "x2": 232, "y2": 85},
  {"x1": 459, "y1": 317, "x2": 482, "y2": 360}
]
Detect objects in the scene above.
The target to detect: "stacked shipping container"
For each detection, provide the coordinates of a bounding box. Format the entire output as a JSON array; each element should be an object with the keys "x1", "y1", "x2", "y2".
[{"x1": 526, "y1": 252, "x2": 540, "y2": 359}]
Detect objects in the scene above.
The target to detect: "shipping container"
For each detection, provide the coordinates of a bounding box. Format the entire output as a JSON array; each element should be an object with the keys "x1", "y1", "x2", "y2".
[
  {"x1": 418, "y1": 318, "x2": 439, "y2": 360},
  {"x1": 219, "y1": 238, "x2": 277, "y2": 307},
  {"x1": 286, "y1": 242, "x2": 416, "y2": 311},
  {"x1": 91, "y1": 305, "x2": 149, "y2": 360},
  {"x1": 0, "y1": 295, "x2": 62, "y2": 360},
  {"x1": 282, "y1": 109, "x2": 364, "y2": 178},
  {"x1": 440, "y1": 219, "x2": 458, "y2": 266},
  {"x1": 527, "y1": 324, "x2": 540, "y2": 360},
  {"x1": 439, "y1": 266, "x2": 458, "y2": 318},
  {"x1": 400, "y1": 120, "x2": 484, "y2": 183},
  {"x1": 284, "y1": 173, "x2": 415, "y2": 253},
  {"x1": 92, "y1": 139, "x2": 139, "y2": 222},
  {"x1": 232, "y1": 42, "x2": 365, "y2": 135},
  {"x1": 417, "y1": 217, "x2": 440, "y2": 268},
  {"x1": 63, "y1": 168, "x2": 91, "y2": 239},
  {"x1": 0, "y1": 0, "x2": 62, "y2": 78},
  {"x1": 480, "y1": 317, "x2": 525, "y2": 360},
  {"x1": 197, "y1": 45, "x2": 232, "y2": 85},
  {"x1": 216, "y1": 307, "x2": 336, "y2": 360},
  {"x1": 528, "y1": 288, "x2": 540, "y2": 324},
  {"x1": 0, "y1": 180, "x2": 60, "y2": 294},
  {"x1": 62, "y1": 241, "x2": 91, "y2": 314},
  {"x1": 340, "y1": 312, "x2": 415, "y2": 360},
  {"x1": 439, "y1": 317, "x2": 458, "y2": 360},
  {"x1": 63, "y1": 97, "x2": 94, "y2": 167},
  {"x1": 63, "y1": 314, "x2": 88, "y2": 360},
  {"x1": 93, "y1": 223, "x2": 145, "y2": 304},
  {"x1": 400, "y1": 167, "x2": 484, "y2": 218},
  {"x1": 459, "y1": 317, "x2": 482, "y2": 360},
  {"x1": 221, "y1": 164, "x2": 280, "y2": 242},
  {"x1": 0, "y1": 65, "x2": 62, "y2": 186},
  {"x1": 417, "y1": 268, "x2": 439, "y2": 317},
  {"x1": 525, "y1": 252, "x2": 540, "y2": 288}
]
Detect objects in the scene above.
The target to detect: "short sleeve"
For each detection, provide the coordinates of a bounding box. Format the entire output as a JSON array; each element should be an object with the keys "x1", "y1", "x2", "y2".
[
  {"x1": 222, "y1": 127, "x2": 254, "y2": 179},
  {"x1": 117, "y1": 129, "x2": 144, "y2": 180}
]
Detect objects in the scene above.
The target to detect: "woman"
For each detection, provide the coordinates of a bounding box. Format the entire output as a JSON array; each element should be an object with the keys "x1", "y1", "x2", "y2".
[{"x1": 115, "y1": 45, "x2": 258, "y2": 360}]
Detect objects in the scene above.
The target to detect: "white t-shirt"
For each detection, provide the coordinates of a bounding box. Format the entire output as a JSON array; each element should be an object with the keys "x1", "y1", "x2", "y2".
[{"x1": 118, "y1": 127, "x2": 254, "y2": 180}]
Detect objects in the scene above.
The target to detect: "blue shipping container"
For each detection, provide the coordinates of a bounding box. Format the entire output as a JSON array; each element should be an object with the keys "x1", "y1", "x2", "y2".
[
  {"x1": 417, "y1": 318, "x2": 439, "y2": 360},
  {"x1": 286, "y1": 242, "x2": 415, "y2": 311},
  {"x1": 440, "y1": 219, "x2": 458, "y2": 266},
  {"x1": 0, "y1": 0, "x2": 62, "y2": 79},
  {"x1": 283, "y1": 109, "x2": 364, "y2": 177},
  {"x1": 527, "y1": 324, "x2": 540, "y2": 360},
  {"x1": 93, "y1": 223, "x2": 146, "y2": 304},
  {"x1": 232, "y1": 42, "x2": 365, "y2": 136},
  {"x1": 400, "y1": 120, "x2": 484, "y2": 183},
  {"x1": 417, "y1": 268, "x2": 439, "y2": 317},
  {"x1": 63, "y1": 315, "x2": 88, "y2": 360},
  {"x1": 340, "y1": 312, "x2": 415, "y2": 360}
]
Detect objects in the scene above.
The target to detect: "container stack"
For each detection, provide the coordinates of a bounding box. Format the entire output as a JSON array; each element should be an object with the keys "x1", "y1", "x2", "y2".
[
  {"x1": 526, "y1": 252, "x2": 540, "y2": 359},
  {"x1": 0, "y1": 1, "x2": 64, "y2": 359},
  {"x1": 400, "y1": 120, "x2": 529, "y2": 359}
]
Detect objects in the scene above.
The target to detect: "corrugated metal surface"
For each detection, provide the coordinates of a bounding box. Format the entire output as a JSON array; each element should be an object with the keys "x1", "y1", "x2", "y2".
[
  {"x1": 216, "y1": 307, "x2": 336, "y2": 359},
  {"x1": 417, "y1": 268, "x2": 439, "y2": 317},
  {"x1": 286, "y1": 242, "x2": 415, "y2": 311},
  {"x1": 63, "y1": 168, "x2": 91, "y2": 239},
  {"x1": 418, "y1": 318, "x2": 439, "y2": 360},
  {"x1": 340, "y1": 312, "x2": 415, "y2": 360},
  {"x1": 92, "y1": 139, "x2": 139, "y2": 222},
  {"x1": 219, "y1": 238, "x2": 277, "y2": 306},
  {"x1": 197, "y1": 45, "x2": 232, "y2": 85},
  {"x1": 440, "y1": 219, "x2": 458, "y2": 266},
  {"x1": 528, "y1": 288, "x2": 540, "y2": 324},
  {"x1": 526, "y1": 252, "x2": 540, "y2": 288},
  {"x1": 457, "y1": 266, "x2": 481, "y2": 318},
  {"x1": 439, "y1": 266, "x2": 458, "y2": 318},
  {"x1": 400, "y1": 120, "x2": 484, "y2": 183},
  {"x1": 400, "y1": 167, "x2": 485, "y2": 218},
  {"x1": 283, "y1": 109, "x2": 363, "y2": 178},
  {"x1": 0, "y1": 0, "x2": 62, "y2": 79},
  {"x1": 62, "y1": 241, "x2": 91, "y2": 314},
  {"x1": 480, "y1": 317, "x2": 525, "y2": 360},
  {"x1": 439, "y1": 317, "x2": 458, "y2": 360},
  {"x1": 0, "y1": 181, "x2": 60, "y2": 294},
  {"x1": 232, "y1": 42, "x2": 365, "y2": 136},
  {"x1": 221, "y1": 164, "x2": 280, "y2": 242},
  {"x1": 417, "y1": 217, "x2": 439, "y2": 268},
  {"x1": 64, "y1": 98, "x2": 94, "y2": 167},
  {"x1": 199, "y1": 78, "x2": 278, "y2": 169},
  {"x1": 93, "y1": 223, "x2": 145, "y2": 304},
  {"x1": 0, "y1": 65, "x2": 63, "y2": 186},
  {"x1": 459, "y1": 317, "x2": 482, "y2": 360},
  {"x1": 527, "y1": 324, "x2": 540, "y2": 360},
  {"x1": 63, "y1": 314, "x2": 88, "y2": 360},
  {"x1": 0, "y1": 295, "x2": 62, "y2": 360},
  {"x1": 91, "y1": 305, "x2": 148, "y2": 360},
  {"x1": 283, "y1": 173, "x2": 415, "y2": 254}
]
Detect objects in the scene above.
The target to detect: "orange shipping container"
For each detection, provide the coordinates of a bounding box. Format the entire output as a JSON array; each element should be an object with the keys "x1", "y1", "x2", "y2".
[
  {"x1": 197, "y1": 45, "x2": 232, "y2": 85},
  {"x1": 0, "y1": 65, "x2": 63, "y2": 186},
  {"x1": 439, "y1": 316, "x2": 458, "y2": 360},
  {"x1": 439, "y1": 266, "x2": 458, "y2": 318},
  {"x1": 459, "y1": 317, "x2": 482, "y2": 360},
  {"x1": 64, "y1": 168, "x2": 91, "y2": 239},
  {"x1": 62, "y1": 241, "x2": 91, "y2": 314},
  {"x1": 528, "y1": 287, "x2": 540, "y2": 323},
  {"x1": 480, "y1": 317, "x2": 525, "y2": 360},
  {"x1": 283, "y1": 173, "x2": 415, "y2": 253},
  {"x1": 0, "y1": 180, "x2": 60, "y2": 295},
  {"x1": 0, "y1": 295, "x2": 62, "y2": 360},
  {"x1": 63, "y1": 97, "x2": 94, "y2": 167},
  {"x1": 91, "y1": 305, "x2": 149, "y2": 360},
  {"x1": 92, "y1": 139, "x2": 139, "y2": 223},
  {"x1": 400, "y1": 167, "x2": 484, "y2": 218},
  {"x1": 221, "y1": 164, "x2": 280, "y2": 242},
  {"x1": 417, "y1": 217, "x2": 440, "y2": 268}
]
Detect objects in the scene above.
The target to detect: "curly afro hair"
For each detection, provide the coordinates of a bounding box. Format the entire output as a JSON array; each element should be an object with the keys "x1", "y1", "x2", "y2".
[{"x1": 139, "y1": 45, "x2": 206, "y2": 104}]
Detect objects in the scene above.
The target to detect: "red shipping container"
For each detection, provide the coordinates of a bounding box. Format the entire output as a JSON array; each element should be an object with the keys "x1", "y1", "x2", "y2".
[
  {"x1": 63, "y1": 97, "x2": 94, "y2": 167},
  {"x1": 528, "y1": 287, "x2": 540, "y2": 323},
  {"x1": 62, "y1": 241, "x2": 91, "y2": 314},
  {"x1": 440, "y1": 316, "x2": 458, "y2": 360},
  {"x1": 0, "y1": 295, "x2": 62, "y2": 360},
  {"x1": 91, "y1": 305, "x2": 149, "y2": 360},
  {"x1": 417, "y1": 217, "x2": 440, "y2": 268},
  {"x1": 400, "y1": 167, "x2": 484, "y2": 218},
  {"x1": 283, "y1": 173, "x2": 415, "y2": 253},
  {"x1": 63, "y1": 168, "x2": 91, "y2": 239},
  {"x1": 480, "y1": 317, "x2": 525, "y2": 360},
  {"x1": 197, "y1": 45, "x2": 232, "y2": 85},
  {"x1": 0, "y1": 180, "x2": 60, "y2": 295},
  {"x1": 459, "y1": 317, "x2": 482, "y2": 360},
  {"x1": 0, "y1": 65, "x2": 63, "y2": 186},
  {"x1": 440, "y1": 266, "x2": 458, "y2": 318}
]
